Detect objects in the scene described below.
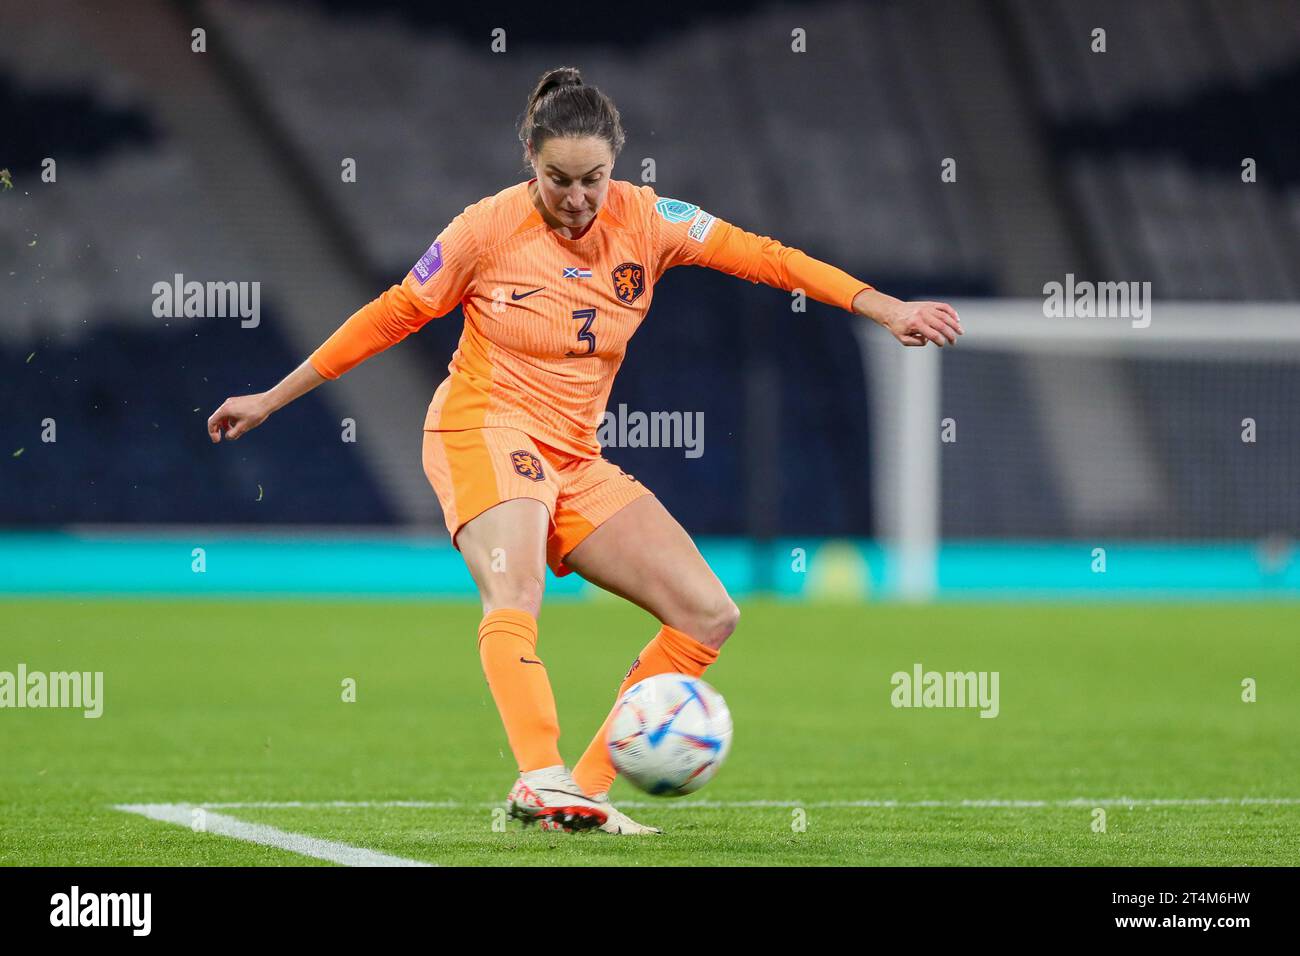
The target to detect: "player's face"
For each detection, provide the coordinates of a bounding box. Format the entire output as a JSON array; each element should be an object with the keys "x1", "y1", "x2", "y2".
[{"x1": 530, "y1": 136, "x2": 614, "y2": 231}]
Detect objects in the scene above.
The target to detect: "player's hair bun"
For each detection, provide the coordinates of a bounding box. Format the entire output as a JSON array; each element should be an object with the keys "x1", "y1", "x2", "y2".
[
  {"x1": 528, "y1": 66, "x2": 584, "y2": 112},
  {"x1": 519, "y1": 66, "x2": 624, "y2": 168}
]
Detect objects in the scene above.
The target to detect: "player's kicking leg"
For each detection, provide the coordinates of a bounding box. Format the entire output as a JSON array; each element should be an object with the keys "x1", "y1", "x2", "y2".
[{"x1": 562, "y1": 495, "x2": 739, "y2": 835}]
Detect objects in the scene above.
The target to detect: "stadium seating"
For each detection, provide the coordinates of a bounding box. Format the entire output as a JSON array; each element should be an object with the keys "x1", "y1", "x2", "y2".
[
  {"x1": 1007, "y1": 0, "x2": 1300, "y2": 299},
  {"x1": 0, "y1": 312, "x2": 396, "y2": 525},
  {"x1": 3, "y1": 0, "x2": 1297, "y2": 538}
]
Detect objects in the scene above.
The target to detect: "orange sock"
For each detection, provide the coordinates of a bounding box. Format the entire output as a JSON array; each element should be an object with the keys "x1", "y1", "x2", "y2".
[
  {"x1": 478, "y1": 609, "x2": 563, "y2": 773},
  {"x1": 572, "y1": 624, "x2": 719, "y2": 797}
]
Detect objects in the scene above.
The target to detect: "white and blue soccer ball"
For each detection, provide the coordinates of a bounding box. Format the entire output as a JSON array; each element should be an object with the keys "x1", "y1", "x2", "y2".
[{"x1": 607, "y1": 673, "x2": 733, "y2": 796}]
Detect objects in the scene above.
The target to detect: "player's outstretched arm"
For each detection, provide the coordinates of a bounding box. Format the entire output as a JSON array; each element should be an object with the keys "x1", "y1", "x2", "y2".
[
  {"x1": 852, "y1": 288, "x2": 963, "y2": 348},
  {"x1": 206, "y1": 266, "x2": 455, "y2": 443},
  {"x1": 206, "y1": 205, "x2": 478, "y2": 444},
  {"x1": 206, "y1": 359, "x2": 326, "y2": 442},
  {"x1": 655, "y1": 200, "x2": 962, "y2": 348}
]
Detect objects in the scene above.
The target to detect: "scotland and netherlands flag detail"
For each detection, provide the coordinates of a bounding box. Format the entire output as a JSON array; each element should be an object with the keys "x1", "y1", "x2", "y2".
[{"x1": 562, "y1": 267, "x2": 592, "y2": 278}]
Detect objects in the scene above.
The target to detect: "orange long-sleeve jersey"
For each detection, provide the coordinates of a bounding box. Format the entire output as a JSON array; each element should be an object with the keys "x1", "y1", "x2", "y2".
[{"x1": 310, "y1": 179, "x2": 873, "y2": 458}]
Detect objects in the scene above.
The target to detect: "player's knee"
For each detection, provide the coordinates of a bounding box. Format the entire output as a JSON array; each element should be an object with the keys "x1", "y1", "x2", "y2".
[
  {"x1": 692, "y1": 596, "x2": 739, "y2": 650},
  {"x1": 481, "y1": 572, "x2": 546, "y2": 619}
]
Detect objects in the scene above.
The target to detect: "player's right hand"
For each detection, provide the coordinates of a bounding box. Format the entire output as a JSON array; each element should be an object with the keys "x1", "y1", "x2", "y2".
[{"x1": 207, "y1": 393, "x2": 271, "y2": 442}]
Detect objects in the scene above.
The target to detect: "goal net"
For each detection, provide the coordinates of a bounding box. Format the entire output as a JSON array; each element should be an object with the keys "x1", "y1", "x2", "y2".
[{"x1": 856, "y1": 300, "x2": 1300, "y2": 600}]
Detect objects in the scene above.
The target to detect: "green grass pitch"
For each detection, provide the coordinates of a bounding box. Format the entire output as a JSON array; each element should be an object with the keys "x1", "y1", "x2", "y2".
[{"x1": 2, "y1": 599, "x2": 1297, "y2": 866}]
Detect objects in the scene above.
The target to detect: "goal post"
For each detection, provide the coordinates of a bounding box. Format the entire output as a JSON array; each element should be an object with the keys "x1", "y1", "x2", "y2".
[{"x1": 854, "y1": 299, "x2": 1300, "y2": 601}]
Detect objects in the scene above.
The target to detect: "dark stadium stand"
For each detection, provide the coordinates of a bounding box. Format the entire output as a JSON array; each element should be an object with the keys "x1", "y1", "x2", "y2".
[
  {"x1": 1005, "y1": 0, "x2": 1300, "y2": 299},
  {"x1": 1, "y1": 70, "x2": 158, "y2": 170},
  {"x1": 3, "y1": 0, "x2": 1297, "y2": 539},
  {"x1": 0, "y1": 312, "x2": 396, "y2": 525}
]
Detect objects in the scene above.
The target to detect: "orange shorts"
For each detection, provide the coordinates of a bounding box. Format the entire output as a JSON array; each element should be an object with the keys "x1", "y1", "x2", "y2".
[{"x1": 421, "y1": 427, "x2": 653, "y2": 576}]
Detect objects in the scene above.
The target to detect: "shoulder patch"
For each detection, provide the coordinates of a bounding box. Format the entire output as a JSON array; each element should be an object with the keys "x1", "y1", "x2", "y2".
[
  {"x1": 411, "y1": 240, "x2": 443, "y2": 284},
  {"x1": 687, "y1": 211, "x2": 716, "y2": 243},
  {"x1": 655, "y1": 197, "x2": 701, "y2": 224}
]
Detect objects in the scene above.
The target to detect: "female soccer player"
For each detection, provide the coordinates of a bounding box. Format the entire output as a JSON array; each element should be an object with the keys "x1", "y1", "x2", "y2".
[{"x1": 207, "y1": 67, "x2": 961, "y2": 835}]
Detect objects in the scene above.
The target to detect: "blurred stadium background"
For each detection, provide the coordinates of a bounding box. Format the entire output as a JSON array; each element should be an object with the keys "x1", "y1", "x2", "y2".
[{"x1": 3, "y1": 0, "x2": 1299, "y2": 601}]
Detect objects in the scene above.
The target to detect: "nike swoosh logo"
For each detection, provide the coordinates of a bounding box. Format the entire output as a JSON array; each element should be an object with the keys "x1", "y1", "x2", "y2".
[
  {"x1": 533, "y1": 788, "x2": 593, "y2": 802},
  {"x1": 511, "y1": 287, "x2": 544, "y2": 300},
  {"x1": 519, "y1": 657, "x2": 544, "y2": 666}
]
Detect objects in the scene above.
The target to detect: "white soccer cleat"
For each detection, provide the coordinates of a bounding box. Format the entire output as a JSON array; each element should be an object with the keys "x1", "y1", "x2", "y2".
[
  {"x1": 507, "y1": 766, "x2": 608, "y2": 833},
  {"x1": 589, "y1": 792, "x2": 663, "y2": 835}
]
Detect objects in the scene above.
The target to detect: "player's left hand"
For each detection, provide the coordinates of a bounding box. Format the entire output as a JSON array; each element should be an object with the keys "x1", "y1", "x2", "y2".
[
  {"x1": 882, "y1": 300, "x2": 962, "y2": 348},
  {"x1": 854, "y1": 290, "x2": 962, "y2": 347}
]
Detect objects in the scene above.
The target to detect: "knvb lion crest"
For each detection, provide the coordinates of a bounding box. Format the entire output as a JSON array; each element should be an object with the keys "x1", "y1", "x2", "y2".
[
  {"x1": 611, "y1": 261, "x2": 645, "y2": 304},
  {"x1": 510, "y1": 449, "x2": 545, "y2": 482}
]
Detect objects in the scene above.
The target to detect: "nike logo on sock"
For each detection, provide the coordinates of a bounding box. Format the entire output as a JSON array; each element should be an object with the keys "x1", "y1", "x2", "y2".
[
  {"x1": 511, "y1": 287, "x2": 544, "y2": 300},
  {"x1": 519, "y1": 657, "x2": 544, "y2": 665}
]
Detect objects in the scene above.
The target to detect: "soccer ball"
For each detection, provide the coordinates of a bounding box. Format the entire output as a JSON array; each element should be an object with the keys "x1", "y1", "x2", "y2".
[{"x1": 606, "y1": 673, "x2": 733, "y2": 796}]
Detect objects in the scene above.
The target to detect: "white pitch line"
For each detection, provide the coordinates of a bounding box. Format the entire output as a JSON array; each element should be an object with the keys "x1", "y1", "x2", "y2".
[
  {"x1": 200, "y1": 800, "x2": 467, "y2": 809},
  {"x1": 194, "y1": 796, "x2": 1300, "y2": 810},
  {"x1": 115, "y1": 803, "x2": 434, "y2": 867}
]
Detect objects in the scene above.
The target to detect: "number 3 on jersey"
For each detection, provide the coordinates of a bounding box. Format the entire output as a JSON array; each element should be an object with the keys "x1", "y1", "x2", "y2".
[{"x1": 567, "y1": 308, "x2": 596, "y2": 357}]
